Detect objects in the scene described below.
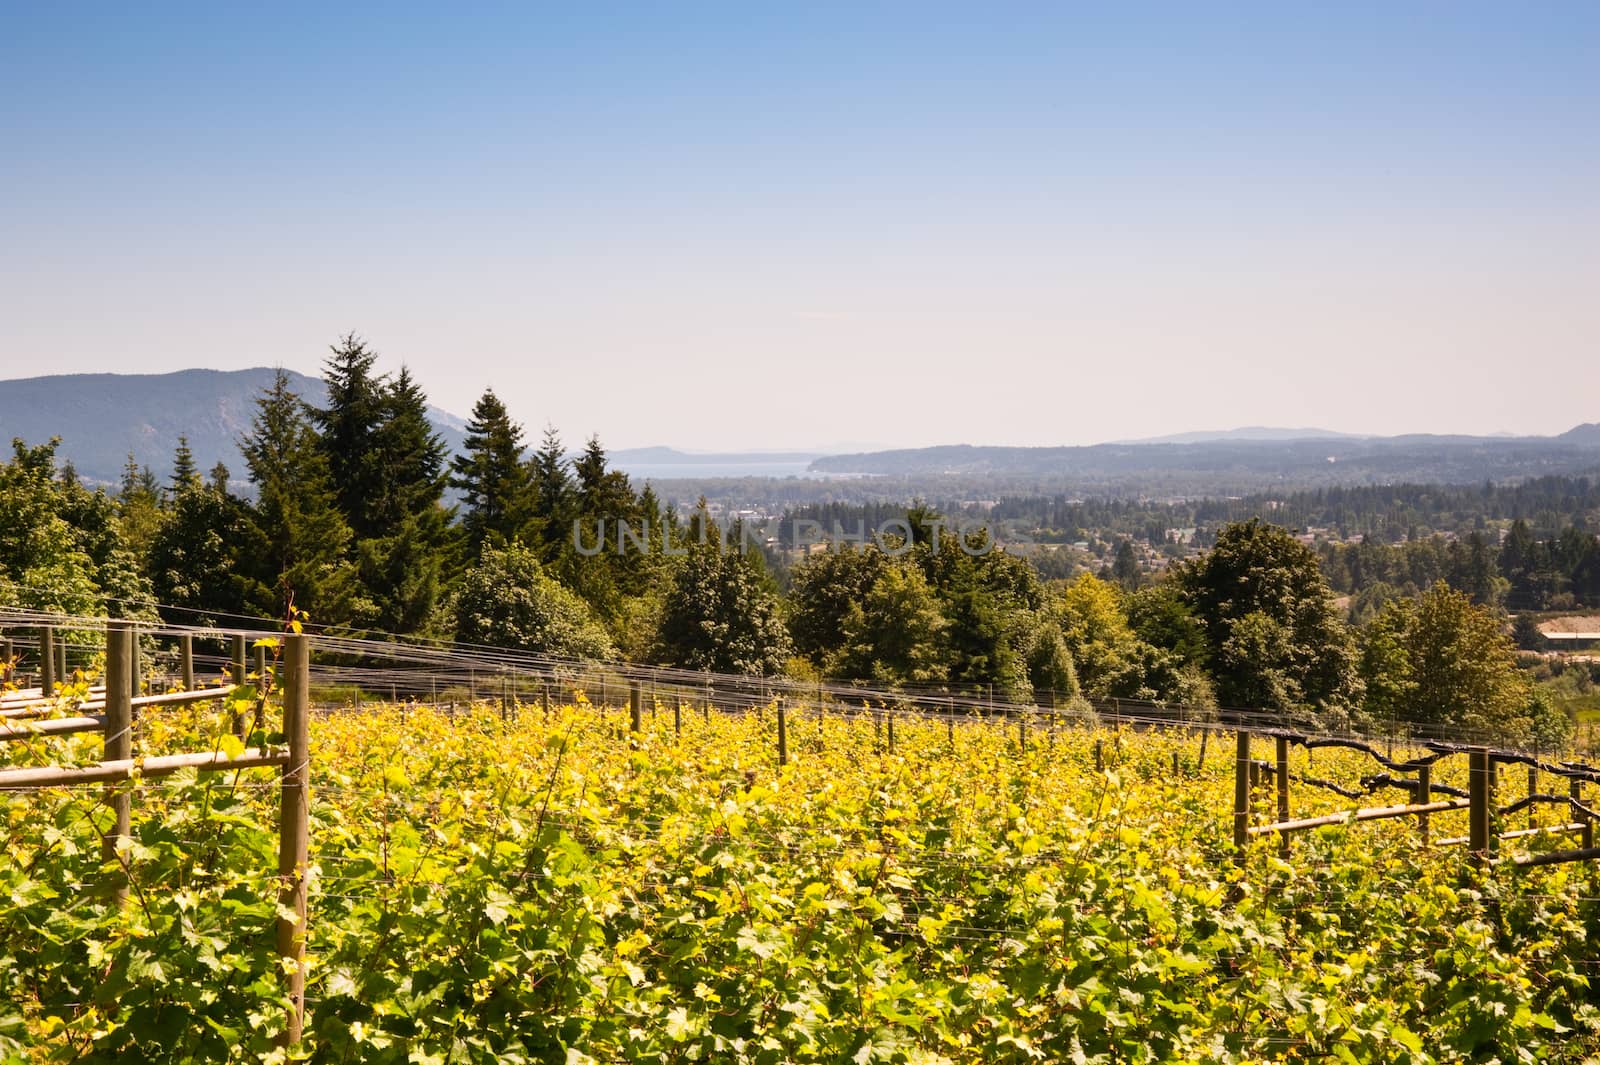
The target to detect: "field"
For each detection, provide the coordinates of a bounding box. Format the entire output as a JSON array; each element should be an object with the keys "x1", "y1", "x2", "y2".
[{"x1": 5, "y1": 688, "x2": 1600, "y2": 1064}]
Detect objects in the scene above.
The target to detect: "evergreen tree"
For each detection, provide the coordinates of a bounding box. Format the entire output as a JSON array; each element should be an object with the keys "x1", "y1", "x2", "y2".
[
  {"x1": 449, "y1": 388, "x2": 530, "y2": 554},
  {"x1": 357, "y1": 366, "x2": 453, "y2": 633},
  {"x1": 242, "y1": 368, "x2": 360, "y2": 623},
  {"x1": 1112, "y1": 538, "x2": 1141, "y2": 589},
  {"x1": 209, "y1": 462, "x2": 231, "y2": 495},
  {"x1": 147, "y1": 479, "x2": 271, "y2": 626},
  {"x1": 116, "y1": 452, "x2": 166, "y2": 557},
  {"x1": 312, "y1": 333, "x2": 389, "y2": 540},
  {"x1": 170, "y1": 435, "x2": 201, "y2": 496},
  {"x1": 527, "y1": 425, "x2": 573, "y2": 563}
]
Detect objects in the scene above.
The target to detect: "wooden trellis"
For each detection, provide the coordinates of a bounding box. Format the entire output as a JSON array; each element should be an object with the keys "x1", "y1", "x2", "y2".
[{"x1": 0, "y1": 622, "x2": 312, "y2": 1046}]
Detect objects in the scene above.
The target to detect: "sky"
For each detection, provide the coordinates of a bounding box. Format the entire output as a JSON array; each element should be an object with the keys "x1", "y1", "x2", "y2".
[{"x1": 1, "y1": 2, "x2": 1596, "y2": 451}]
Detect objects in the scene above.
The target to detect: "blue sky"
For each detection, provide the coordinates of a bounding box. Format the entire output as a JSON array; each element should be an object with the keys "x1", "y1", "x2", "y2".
[{"x1": 2, "y1": 3, "x2": 1596, "y2": 449}]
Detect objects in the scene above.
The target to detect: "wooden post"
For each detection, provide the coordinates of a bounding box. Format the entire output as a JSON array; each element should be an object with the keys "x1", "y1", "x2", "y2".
[
  {"x1": 1573, "y1": 777, "x2": 1592, "y2": 850},
  {"x1": 103, "y1": 622, "x2": 133, "y2": 905},
  {"x1": 276, "y1": 634, "x2": 311, "y2": 1048},
  {"x1": 1469, "y1": 749, "x2": 1494, "y2": 863},
  {"x1": 1095, "y1": 739, "x2": 1104, "y2": 771},
  {"x1": 1275, "y1": 735, "x2": 1290, "y2": 856},
  {"x1": 629, "y1": 682, "x2": 642, "y2": 733},
  {"x1": 673, "y1": 698, "x2": 682, "y2": 738},
  {"x1": 1233, "y1": 730, "x2": 1251, "y2": 861},
  {"x1": 254, "y1": 643, "x2": 268, "y2": 691},
  {"x1": 1172, "y1": 751, "x2": 1180, "y2": 776},
  {"x1": 179, "y1": 634, "x2": 194, "y2": 691},
  {"x1": 229, "y1": 635, "x2": 247, "y2": 737},
  {"x1": 127, "y1": 629, "x2": 141, "y2": 697},
  {"x1": 887, "y1": 712, "x2": 896, "y2": 753},
  {"x1": 40, "y1": 625, "x2": 55, "y2": 698},
  {"x1": 1528, "y1": 765, "x2": 1538, "y2": 830},
  {"x1": 777, "y1": 698, "x2": 788, "y2": 767},
  {"x1": 1417, "y1": 764, "x2": 1432, "y2": 846}
]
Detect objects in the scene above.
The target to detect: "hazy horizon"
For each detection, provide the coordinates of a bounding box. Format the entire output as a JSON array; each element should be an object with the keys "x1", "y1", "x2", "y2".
[{"x1": 3, "y1": 3, "x2": 1596, "y2": 450}]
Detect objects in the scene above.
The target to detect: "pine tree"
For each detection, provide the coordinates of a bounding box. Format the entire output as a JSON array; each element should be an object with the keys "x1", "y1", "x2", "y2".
[
  {"x1": 312, "y1": 333, "x2": 389, "y2": 540},
  {"x1": 170, "y1": 435, "x2": 201, "y2": 496},
  {"x1": 242, "y1": 368, "x2": 360, "y2": 624},
  {"x1": 449, "y1": 388, "x2": 530, "y2": 555},
  {"x1": 209, "y1": 462, "x2": 231, "y2": 496},
  {"x1": 351, "y1": 366, "x2": 453, "y2": 633},
  {"x1": 528, "y1": 425, "x2": 573, "y2": 563}
]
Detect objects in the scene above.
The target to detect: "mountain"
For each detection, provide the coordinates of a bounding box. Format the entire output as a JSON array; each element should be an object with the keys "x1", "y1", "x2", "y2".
[
  {"x1": 0, "y1": 368, "x2": 468, "y2": 488},
  {"x1": 1559, "y1": 423, "x2": 1600, "y2": 446},
  {"x1": 807, "y1": 425, "x2": 1600, "y2": 495},
  {"x1": 1113, "y1": 426, "x2": 1364, "y2": 445}
]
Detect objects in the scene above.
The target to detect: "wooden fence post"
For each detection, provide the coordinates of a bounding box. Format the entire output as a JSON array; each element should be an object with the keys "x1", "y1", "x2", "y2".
[
  {"x1": 777, "y1": 698, "x2": 788, "y2": 767},
  {"x1": 629, "y1": 682, "x2": 642, "y2": 733},
  {"x1": 1528, "y1": 765, "x2": 1538, "y2": 830},
  {"x1": 276, "y1": 633, "x2": 311, "y2": 1048},
  {"x1": 128, "y1": 628, "x2": 141, "y2": 697},
  {"x1": 886, "y1": 711, "x2": 896, "y2": 753},
  {"x1": 103, "y1": 621, "x2": 133, "y2": 905},
  {"x1": 40, "y1": 625, "x2": 55, "y2": 698},
  {"x1": 1095, "y1": 738, "x2": 1104, "y2": 771},
  {"x1": 1233, "y1": 730, "x2": 1251, "y2": 862},
  {"x1": 179, "y1": 634, "x2": 194, "y2": 691},
  {"x1": 1417, "y1": 764, "x2": 1432, "y2": 846},
  {"x1": 1275, "y1": 735, "x2": 1290, "y2": 857},
  {"x1": 1469, "y1": 749, "x2": 1494, "y2": 863},
  {"x1": 673, "y1": 697, "x2": 682, "y2": 738},
  {"x1": 230, "y1": 635, "x2": 246, "y2": 737},
  {"x1": 1572, "y1": 777, "x2": 1592, "y2": 850}
]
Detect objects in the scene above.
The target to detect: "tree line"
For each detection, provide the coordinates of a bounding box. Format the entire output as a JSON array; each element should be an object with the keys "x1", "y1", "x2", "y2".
[{"x1": 0, "y1": 337, "x2": 1581, "y2": 747}]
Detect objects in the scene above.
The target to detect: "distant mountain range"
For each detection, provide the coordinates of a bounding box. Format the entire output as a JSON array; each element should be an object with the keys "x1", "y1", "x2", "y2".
[
  {"x1": 1111, "y1": 426, "x2": 1364, "y2": 445},
  {"x1": 1, "y1": 367, "x2": 1595, "y2": 495},
  {"x1": 807, "y1": 427, "x2": 1600, "y2": 491},
  {"x1": 0, "y1": 368, "x2": 467, "y2": 488}
]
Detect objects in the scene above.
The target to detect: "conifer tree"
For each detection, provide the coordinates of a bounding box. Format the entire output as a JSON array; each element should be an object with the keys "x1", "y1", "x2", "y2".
[
  {"x1": 170, "y1": 435, "x2": 201, "y2": 496},
  {"x1": 527, "y1": 425, "x2": 573, "y2": 563},
  {"x1": 449, "y1": 388, "x2": 530, "y2": 555},
  {"x1": 312, "y1": 333, "x2": 389, "y2": 540},
  {"x1": 243, "y1": 368, "x2": 360, "y2": 623}
]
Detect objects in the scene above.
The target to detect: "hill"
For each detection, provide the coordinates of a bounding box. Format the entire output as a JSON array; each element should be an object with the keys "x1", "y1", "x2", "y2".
[
  {"x1": 0, "y1": 368, "x2": 468, "y2": 488},
  {"x1": 808, "y1": 429, "x2": 1600, "y2": 495}
]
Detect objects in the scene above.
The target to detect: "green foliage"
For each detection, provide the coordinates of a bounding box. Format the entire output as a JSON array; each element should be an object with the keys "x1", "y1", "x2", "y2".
[
  {"x1": 656, "y1": 524, "x2": 792, "y2": 676},
  {"x1": 1177, "y1": 519, "x2": 1360, "y2": 720},
  {"x1": 145, "y1": 478, "x2": 271, "y2": 626},
  {"x1": 452, "y1": 541, "x2": 617, "y2": 659},
  {"x1": 1362, "y1": 582, "x2": 1537, "y2": 744},
  {"x1": 7, "y1": 698, "x2": 1600, "y2": 1063},
  {"x1": 827, "y1": 564, "x2": 951, "y2": 686},
  {"x1": 241, "y1": 368, "x2": 362, "y2": 623},
  {"x1": 449, "y1": 388, "x2": 530, "y2": 557},
  {"x1": 0, "y1": 438, "x2": 155, "y2": 622}
]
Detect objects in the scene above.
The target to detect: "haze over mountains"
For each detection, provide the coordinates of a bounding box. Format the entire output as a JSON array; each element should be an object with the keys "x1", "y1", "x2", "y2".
[{"x1": 0, "y1": 368, "x2": 1595, "y2": 494}]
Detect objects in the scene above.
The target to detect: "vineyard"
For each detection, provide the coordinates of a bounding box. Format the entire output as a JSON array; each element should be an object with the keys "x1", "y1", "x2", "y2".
[{"x1": 5, "y1": 617, "x2": 1600, "y2": 1063}]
